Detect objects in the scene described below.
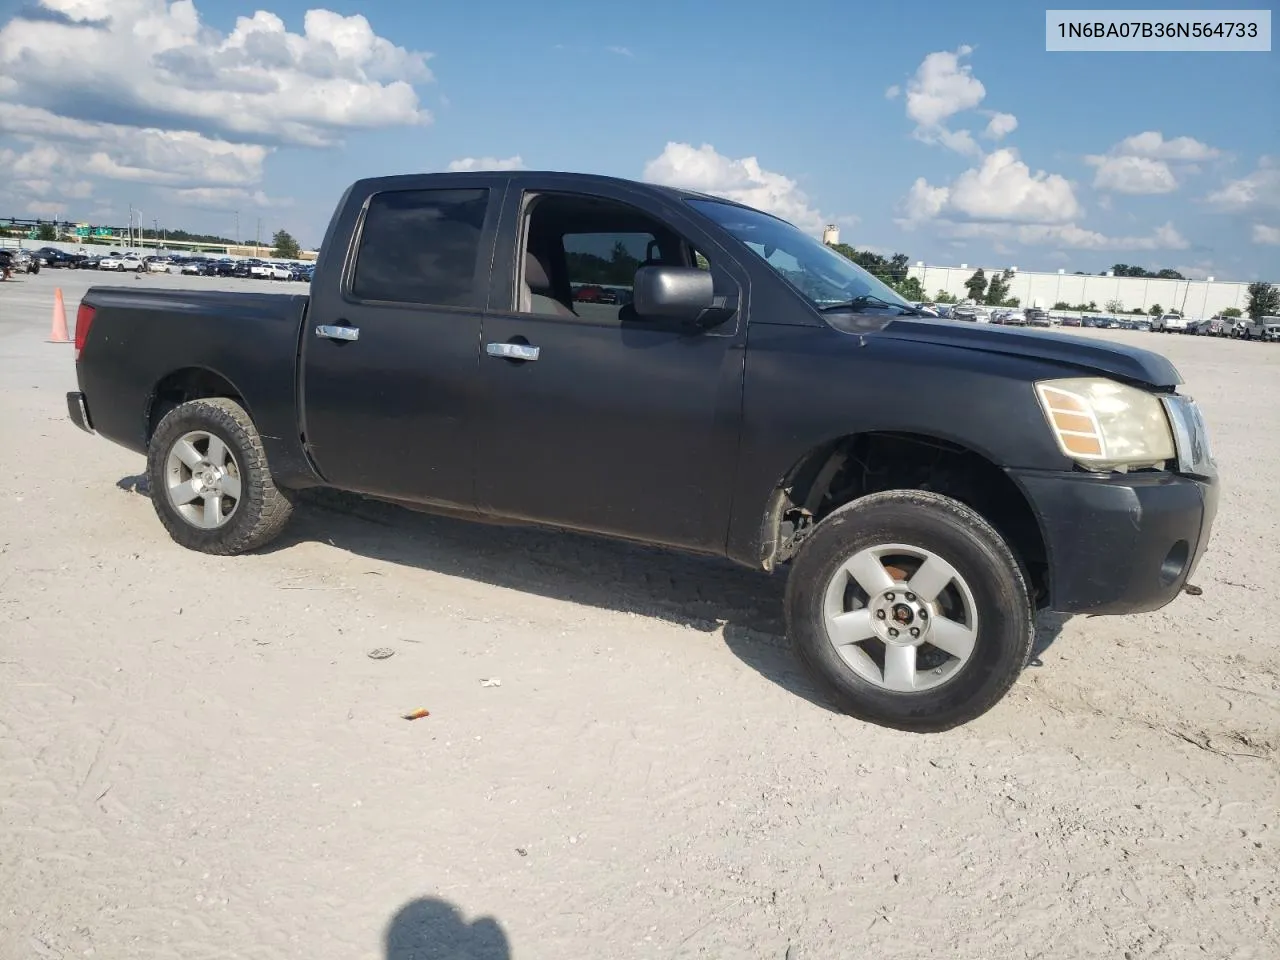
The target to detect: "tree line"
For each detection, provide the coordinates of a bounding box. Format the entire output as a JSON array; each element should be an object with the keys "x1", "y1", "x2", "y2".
[
  {"x1": 15, "y1": 221, "x2": 305, "y2": 260},
  {"x1": 822, "y1": 243, "x2": 1278, "y2": 320}
]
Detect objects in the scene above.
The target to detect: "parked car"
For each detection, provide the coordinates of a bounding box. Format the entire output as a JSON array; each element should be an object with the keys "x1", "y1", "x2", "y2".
[
  {"x1": 1150, "y1": 312, "x2": 1190, "y2": 333},
  {"x1": 951, "y1": 304, "x2": 990, "y2": 322},
  {"x1": 1026, "y1": 309, "x2": 1052, "y2": 328},
  {"x1": 1241, "y1": 316, "x2": 1280, "y2": 342},
  {"x1": 32, "y1": 246, "x2": 86, "y2": 269},
  {"x1": 66, "y1": 170, "x2": 1219, "y2": 732},
  {"x1": 97, "y1": 255, "x2": 127, "y2": 271},
  {"x1": 0, "y1": 248, "x2": 39, "y2": 274}
]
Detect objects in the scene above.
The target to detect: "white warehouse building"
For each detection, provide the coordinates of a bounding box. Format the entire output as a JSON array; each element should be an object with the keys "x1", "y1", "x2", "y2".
[{"x1": 908, "y1": 263, "x2": 1255, "y2": 318}]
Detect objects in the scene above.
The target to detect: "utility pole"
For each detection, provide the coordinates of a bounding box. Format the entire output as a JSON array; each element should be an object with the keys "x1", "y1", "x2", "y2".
[
  {"x1": 256, "y1": 217, "x2": 261, "y2": 256},
  {"x1": 234, "y1": 210, "x2": 239, "y2": 247}
]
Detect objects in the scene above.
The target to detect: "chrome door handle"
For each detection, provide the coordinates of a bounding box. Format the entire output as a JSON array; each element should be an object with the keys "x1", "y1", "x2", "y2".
[
  {"x1": 486, "y1": 341, "x2": 540, "y2": 361},
  {"x1": 316, "y1": 324, "x2": 359, "y2": 342}
]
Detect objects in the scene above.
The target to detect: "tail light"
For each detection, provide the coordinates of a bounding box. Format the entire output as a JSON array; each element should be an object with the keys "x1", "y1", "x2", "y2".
[{"x1": 74, "y1": 302, "x2": 96, "y2": 362}]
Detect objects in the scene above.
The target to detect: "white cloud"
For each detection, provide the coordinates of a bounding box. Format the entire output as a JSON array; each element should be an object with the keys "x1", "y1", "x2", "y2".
[
  {"x1": 606, "y1": 45, "x2": 634, "y2": 57},
  {"x1": 0, "y1": 2, "x2": 433, "y2": 147},
  {"x1": 1253, "y1": 224, "x2": 1280, "y2": 245},
  {"x1": 1112, "y1": 131, "x2": 1220, "y2": 162},
  {"x1": 446, "y1": 155, "x2": 526, "y2": 172},
  {"x1": 0, "y1": 103, "x2": 269, "y2": 187},
  {"x1": 1086, "y1": 132, "x2": 1220, "y2": 194},
  {"x1": 884, "y1": 84, "x2": 901, "y2": 99},
  {"x1": 161, "y1": 186, "x2": 292, "y2": 209},
  {"x1": 1206, "y1": 157, "x2": 1280, "y2": 211},
  {"x1": 642, "y1": 141, "x2": 831, "y2": 235},
  {"x1": 14, "y1": 178, "x2": 53, "y2": 196},
  {"x1": 894, "y1": 46, "x2": 1013, "y2": 158},
  {"x1": 904, "y1": 45, "x2": 985, "y2": 127},
  {"x1": 0, "y1": 2, "x2": 438, "y2": 220},
  {"x1": 903, "y1": 178, "x2": 949, "y2": 220},
  {"x1": 983, "y1": 112, "x2": 1018, "y2": 140},
  {"x1": 898, "y1": 148, "x2": 1186, "y2": 252},
  {"x1": 1086, "y1": 155, "x2": 1178, "y2": 194},
  {"x1": 926, "y1": 219, "x2": 1190, "y2": 251},
  {"x1": 905, "y1": 149, "x2": 1081, "y2": 224},
  {"x1": 934, "y1": 127, "x2": 982, "y2": 157}
]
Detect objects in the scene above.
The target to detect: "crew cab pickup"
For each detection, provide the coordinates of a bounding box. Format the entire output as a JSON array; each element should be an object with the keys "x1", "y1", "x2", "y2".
[
  {"x1": 66, "y1": 171, "x2": 1219, "y2": 732},
  {"x1": 1151, "y1": 312, "x2": 1190, "y2": 333},
  {"x1": 1241, "y1": 316, "x2": 1280, "y2": 341}
]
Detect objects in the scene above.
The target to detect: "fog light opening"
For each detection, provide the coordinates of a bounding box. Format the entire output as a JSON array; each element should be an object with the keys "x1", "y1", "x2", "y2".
[{"x1": 1159, "y1": 540, "x2": 1190, "y2": 587}]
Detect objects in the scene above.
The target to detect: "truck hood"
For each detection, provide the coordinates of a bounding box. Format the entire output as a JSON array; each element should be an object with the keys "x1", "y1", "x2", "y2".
[{"x1": 874, "y1": 316, "x2": 1182, "y2": 388}]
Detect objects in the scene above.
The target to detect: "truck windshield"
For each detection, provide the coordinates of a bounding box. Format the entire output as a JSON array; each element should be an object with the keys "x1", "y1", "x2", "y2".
[{"x1": 687, "y1": 198, "x2": 912, "y2": 312}]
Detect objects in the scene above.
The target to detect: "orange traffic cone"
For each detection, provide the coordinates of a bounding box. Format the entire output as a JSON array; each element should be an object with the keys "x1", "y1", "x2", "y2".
[{"x1": 47, "y1": 288, "x2": 70, "y2": 343}]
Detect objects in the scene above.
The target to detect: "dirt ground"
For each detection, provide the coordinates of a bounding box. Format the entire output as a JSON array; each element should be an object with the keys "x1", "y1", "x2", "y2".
[{"x1": 2, "y1": 269, "x2": 1276, "y2": 960}]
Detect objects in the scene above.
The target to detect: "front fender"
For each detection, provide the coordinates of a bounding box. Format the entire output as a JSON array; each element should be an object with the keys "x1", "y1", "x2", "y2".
[{"x1": 724, "y1": 325, "x2": 1073, "y2": 567}]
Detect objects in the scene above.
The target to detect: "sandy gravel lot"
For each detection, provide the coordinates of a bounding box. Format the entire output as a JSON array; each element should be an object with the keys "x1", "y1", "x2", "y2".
[{"x1": 2, "y1": 270, "x2": 1277, "y2": 960}]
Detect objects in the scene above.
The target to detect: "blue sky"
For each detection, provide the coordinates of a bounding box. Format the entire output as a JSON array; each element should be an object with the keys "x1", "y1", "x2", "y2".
[{"x1": 0, "y1": 0, "x2": 1275, "y2": 278}]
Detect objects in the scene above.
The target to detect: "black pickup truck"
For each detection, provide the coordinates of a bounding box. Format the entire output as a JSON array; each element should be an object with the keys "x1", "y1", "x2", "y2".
[{"x1": 66, "y1": 171, "x2": 1219, "y2": 731}]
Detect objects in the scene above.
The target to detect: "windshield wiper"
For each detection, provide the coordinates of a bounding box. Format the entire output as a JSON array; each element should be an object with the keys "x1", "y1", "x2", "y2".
[{"x1": 819, "y1": 295, "x2": 923, "y2": 315}]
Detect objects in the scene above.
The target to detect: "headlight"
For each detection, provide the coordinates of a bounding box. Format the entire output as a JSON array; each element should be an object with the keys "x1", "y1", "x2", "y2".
[{"x1": 1034, "y1": 377, "x2": 1175, "y2": 472}]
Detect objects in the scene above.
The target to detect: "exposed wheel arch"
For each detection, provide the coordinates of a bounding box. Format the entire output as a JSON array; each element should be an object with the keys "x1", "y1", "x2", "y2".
[
  {"x1": 760, "y1": 431, "x2": 1051, "y2": 606},
  {"x1": 147, "y1": 367, "x2": 248, "y2": 444}
]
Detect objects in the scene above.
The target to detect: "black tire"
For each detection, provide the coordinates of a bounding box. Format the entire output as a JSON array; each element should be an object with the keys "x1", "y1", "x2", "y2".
[
  {"x1": 146, "y1": 397, "x2": 293, "y2": 555},
  {"x1": 785, "y1": 490, "x2": 1034, "y2": 733}
]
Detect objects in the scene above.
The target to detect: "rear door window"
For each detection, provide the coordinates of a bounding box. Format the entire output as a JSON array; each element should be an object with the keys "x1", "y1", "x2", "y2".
[{"x1": 351, "y1": 188, "x2": 490, "y2": 308}]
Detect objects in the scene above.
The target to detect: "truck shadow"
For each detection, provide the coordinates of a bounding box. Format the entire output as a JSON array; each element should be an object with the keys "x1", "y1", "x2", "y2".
[{"x1": 118, "y1": 478, "x2": 1070, "y2": 710}]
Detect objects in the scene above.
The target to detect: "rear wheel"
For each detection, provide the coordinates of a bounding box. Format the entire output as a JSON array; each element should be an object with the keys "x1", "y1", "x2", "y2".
[
  {"x1": 785, "y1": 490, "x2": 1034, "y2": 732},
  {"x1": 146, "y1": 397, "x2": 293, "y2": 555}
]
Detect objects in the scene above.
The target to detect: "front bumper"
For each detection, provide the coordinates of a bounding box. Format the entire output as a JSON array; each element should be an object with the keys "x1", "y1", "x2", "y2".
[
  {"x1": 1011, "y1": 467, "x2": 1218, "y2": 615},
  {"x1": 67, "y1": 391, "x2": 94, "y2": 434}
]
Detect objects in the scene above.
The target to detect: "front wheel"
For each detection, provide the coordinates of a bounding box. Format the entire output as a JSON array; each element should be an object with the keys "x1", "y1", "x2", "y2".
[
  {"x1": 146, "y1": 397, "x2": 293, "y2": 555},
  {"x1": 785, "y1": 490, "x2": 1034, "y2": 732}
]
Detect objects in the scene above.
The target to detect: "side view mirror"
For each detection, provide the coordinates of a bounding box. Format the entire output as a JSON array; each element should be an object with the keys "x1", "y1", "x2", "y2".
[{"x1": 633, "y1": 265, "x2": 737, "y2": 328}]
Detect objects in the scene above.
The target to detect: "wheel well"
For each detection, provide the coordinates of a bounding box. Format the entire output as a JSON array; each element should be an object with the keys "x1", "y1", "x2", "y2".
[
  {"x1": 763, "y1": 432, "x2": 1050, "y2": 605},
  {"x1": 147, "y1": 368, "x2": 245, "y2": 442}
]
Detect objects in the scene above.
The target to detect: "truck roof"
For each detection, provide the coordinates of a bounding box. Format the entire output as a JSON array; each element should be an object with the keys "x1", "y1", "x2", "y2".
[{"x1": 355, "y1": 170, "x2": 760, "y2": 211}]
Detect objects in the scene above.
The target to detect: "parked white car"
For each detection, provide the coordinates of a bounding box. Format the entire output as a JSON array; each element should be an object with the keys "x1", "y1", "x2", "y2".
[
  {"x1": 98, "y1": 254, "x2": 143, "y2": 271},
  {"x1": 1241, "y1": 316, "x2": 1280, "y2": 341},
  {"x1": 1151, "y1": 313, "x2": 1190, "y2": 333},
  {"x1": 263, "y1": 263, "x2": 291, "y2": 280}
]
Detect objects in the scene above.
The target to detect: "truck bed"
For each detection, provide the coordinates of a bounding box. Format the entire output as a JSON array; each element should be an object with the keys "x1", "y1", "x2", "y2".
[{"x1": 76, "y1": 286, "x2": 314, "y2": 484}]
